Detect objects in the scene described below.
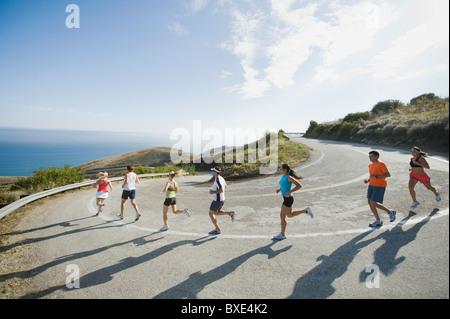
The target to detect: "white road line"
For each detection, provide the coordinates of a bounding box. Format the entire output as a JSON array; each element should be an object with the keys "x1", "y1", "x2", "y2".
[{"x1": 88, "y1": 199, "x2": 449, "y2": 239}]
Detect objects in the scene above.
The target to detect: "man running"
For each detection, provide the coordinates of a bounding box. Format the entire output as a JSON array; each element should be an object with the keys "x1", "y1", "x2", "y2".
[
  {"x1": 364, "y1": 151, "x2": 396, "y2": 227},
  {"x1": 208, "y1": 166, "x2": 234, "y2": 235},
  {"x1": 117, "y1": 165, "x2": 141, "y2": 221}
]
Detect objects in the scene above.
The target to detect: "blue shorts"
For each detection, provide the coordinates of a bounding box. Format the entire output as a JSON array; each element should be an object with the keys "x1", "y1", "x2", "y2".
[
  {"x1": 121, "y1": 189, "x2": 136, "y2": 200},
  {"x1": 367, "y1": 185, "x2": 386, "y2": 204}
]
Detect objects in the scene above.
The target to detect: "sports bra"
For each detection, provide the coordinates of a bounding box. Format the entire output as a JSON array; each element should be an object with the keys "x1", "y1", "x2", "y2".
[{"x1": 410, "y1": 155, "x2": 422, "y2": 168}]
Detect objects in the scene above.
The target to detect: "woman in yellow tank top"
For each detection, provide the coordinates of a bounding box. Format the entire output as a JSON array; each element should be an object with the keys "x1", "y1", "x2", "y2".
[{"x1": 160, "y1": 171, "x2": 190, "y2": 232}]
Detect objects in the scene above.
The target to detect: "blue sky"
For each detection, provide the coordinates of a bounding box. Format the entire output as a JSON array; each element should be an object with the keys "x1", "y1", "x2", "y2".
[{"x1": 0, "y1": 0, "x2": 448, "y2": 150}]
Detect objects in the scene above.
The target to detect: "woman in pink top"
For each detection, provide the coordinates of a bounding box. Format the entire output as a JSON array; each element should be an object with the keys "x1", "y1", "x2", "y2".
[{"x1": 93, "y1": 172, "x2": 113, "y2": 216}]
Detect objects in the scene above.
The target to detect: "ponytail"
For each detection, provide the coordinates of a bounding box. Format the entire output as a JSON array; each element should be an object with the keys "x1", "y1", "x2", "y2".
[
  {"x1": 289, "y1": 169, "x2": 303, "y2": 180},
  {"x1": 413, "y1": 146, "x2": 428, "y2": 158},
  {"x1": 281, "y1": 163, "x2": 303, "y2": 180}
]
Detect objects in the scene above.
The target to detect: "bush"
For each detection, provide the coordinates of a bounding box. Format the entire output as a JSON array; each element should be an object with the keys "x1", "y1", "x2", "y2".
[
  {"x1": 343, "y1": 112, "x2": 371, "y2": 123},
  {"x1": 371, "y1": 100, "x2": 404, "y2": 115},
  {"x1": 13, "y1": 165, "x2": 84, "y2": 194}
]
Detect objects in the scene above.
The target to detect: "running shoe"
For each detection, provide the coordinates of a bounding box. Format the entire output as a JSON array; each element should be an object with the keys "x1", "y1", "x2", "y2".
[
  {"x1": 99, "y1": 204, "x2": 104, "y2": 212},
  {"x1": 389, "y1": 210, "x2": 396, "y2": 222},
  {"x1": 306, "y1": 207, "x2": 313, "y2": 218},
  {"x1": 369, "y1": 220, "x2": 383, "y2": 228},
  {"x1": 183, "y1": 209, "x2": 191, "y2": 217},
  {"x1": 160, "y1": 225, "x2": 169, "y2": 232},
  {"x1": 273, "y1": 233, "x2": 286, "y2": 240},
  {"x1": 135, "y1": 212, "x2": 141, "y2": 221},
  {"x1": 209, "y1": 229, "x2": 221, "y2": 235},
  {"x1": 436, "y1": 193, "x2": 441, "y2": 202},
  {"x1": 410, "y1": 201, "x2": 420, "y2": 209},
  {"x1": 116, "y1": 213, "x2": 124, "y2": 220},
  {"x1": 230, "y1": 211, "x2": 235, "y2": 222}
]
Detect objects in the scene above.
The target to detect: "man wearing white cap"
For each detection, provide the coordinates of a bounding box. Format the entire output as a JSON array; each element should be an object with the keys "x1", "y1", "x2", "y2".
[{"x1": 208, "y1": 166, "x2": 235, "y2": 235}]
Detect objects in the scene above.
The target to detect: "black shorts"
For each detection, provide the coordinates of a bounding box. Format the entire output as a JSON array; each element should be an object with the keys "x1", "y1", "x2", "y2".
[
  {"x1": 210, "y1": 200, "x2": 225, "y2": 212},
  {"x1": 282, "y1": 196, "x2": 294, "y2": 207},
  {"x1": 121, "y1": 189, "x2": 136, "y2": 200},
  {"x1": 164, "y1": 197, "x2": 177, "y2": 206}
]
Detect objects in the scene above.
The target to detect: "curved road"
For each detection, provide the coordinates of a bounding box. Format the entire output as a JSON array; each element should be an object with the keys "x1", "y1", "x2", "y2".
[{"x1": 1, "y1": 137, "x2": 448, "y2": 299}]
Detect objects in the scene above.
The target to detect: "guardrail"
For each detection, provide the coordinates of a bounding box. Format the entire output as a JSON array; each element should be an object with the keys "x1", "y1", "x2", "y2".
[{"x1": 0, "y1": 173, "x2": 183, "y2": 220}]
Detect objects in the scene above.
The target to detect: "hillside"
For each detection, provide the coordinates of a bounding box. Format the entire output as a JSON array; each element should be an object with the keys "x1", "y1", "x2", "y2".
[
  {"x1": 73, "y1": 132, "x2": 311, "y2": 180},
  {"x1": 304, "y1": 93, "x2": 449, "y2": 154},
  {"x1": 73, "y1": 147, "x2": 200, "y2": 177}
]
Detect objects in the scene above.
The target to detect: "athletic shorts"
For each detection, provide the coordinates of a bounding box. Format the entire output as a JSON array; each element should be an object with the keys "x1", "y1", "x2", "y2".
[
  {"x1": 96, "y1": 192, "x2": 108, "y2": 199},
  {"x1": 409, "y1": 172, "x2": 431, "y2": 184},
  {"x1": 367, "y1": 185, "x2": 386, "y2": 204},
  {"x1": 210, "y1": 200, "x2": 224, "y2": 212},
  {"x1": 164, "y1": 197, "x2": 177, "y2": 206},
  {"x1": 121, "y1": 189, "x2": 136, "y2": 200},
  {"x1": 282, "y1": 196, "x2": 294, "y2": 208}
]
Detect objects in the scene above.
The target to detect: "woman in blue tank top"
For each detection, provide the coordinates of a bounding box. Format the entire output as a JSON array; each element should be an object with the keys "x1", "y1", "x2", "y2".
[{"x1": 273, "y1": 164, "x2": 313, "y2": 240}]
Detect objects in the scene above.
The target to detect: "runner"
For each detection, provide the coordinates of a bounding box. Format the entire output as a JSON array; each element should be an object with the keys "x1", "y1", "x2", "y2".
[
  {"x1": 93, "y1": 172, "x2": 113, "y2": 216},
  {"x1": 273, "y1": 163, "x2": 313, "y2": 240},
  {"x1": 364, "y1": 151, "x2": 396, "y2": 227},
  {"x1": 408, "y1": 146, "x2": 441, "y2": 209},
  {"x1": 208, "y1": 166, "x2": 234, "y2": 235},
  {"x1": 159, "y1": 170, "x2": 190, "y2": 232},
  {"x1": 117, "y1": 165, "x2": 141, "y2": 221}
]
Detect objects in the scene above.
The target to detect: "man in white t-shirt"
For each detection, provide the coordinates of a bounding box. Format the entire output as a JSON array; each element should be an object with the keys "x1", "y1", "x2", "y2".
[
  {"x1": 208, "y1": 166, "x2": 235, "y2": 235},
  {"x1": 117, "y1": 165, "x2": 141, "y2": 221}
]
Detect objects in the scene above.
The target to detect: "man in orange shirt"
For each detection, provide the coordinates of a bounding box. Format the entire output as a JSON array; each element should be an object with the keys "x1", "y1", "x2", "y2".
[{"x1": 364, "y1": 151, "x2": 396, "y2": 227}]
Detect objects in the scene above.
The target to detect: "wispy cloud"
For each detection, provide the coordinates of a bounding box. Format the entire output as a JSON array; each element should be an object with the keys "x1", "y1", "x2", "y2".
[
  {"x1": 168, "y1": 21, "x2": 189, "y2": 37},
  {"x1": 189, "y1": 0, "x2": 210, "y2": 13},
  {"x1": 219, "y1": 0, "x2": 446, "y2": 98}
]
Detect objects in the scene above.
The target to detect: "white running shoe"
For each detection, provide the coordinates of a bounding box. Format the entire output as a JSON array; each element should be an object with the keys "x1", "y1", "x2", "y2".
[
  {"x1": 160, "y1": 225, "x2": 169, "y2": 232},
  {"x1": 306, "y1": 207, "x2": 313, "y2": 218},
  {"x1": 410, "y1": 201, "x2": 420, "y2": 209},
  {"x1": 116, "y1": 213, "x2": 124, "y2": 220},
  {"x1": 369, "y1": 220, "x2": 383, "y2": 228},
  {"x1": 273, "y1": 233, "x2": 286, "y2": 240},
  {"x1": 135, "y1": 212, "x2": 141, "y2": 221},
  {"x1": 230, "y1": 211, "x2": 235, "y2": 222},
  {"x1": 183, "y1": 209, "x2": 191, "y2": 217},
  {"x1": 436, "y1": 193, "x2": 441, "y2": 202}
]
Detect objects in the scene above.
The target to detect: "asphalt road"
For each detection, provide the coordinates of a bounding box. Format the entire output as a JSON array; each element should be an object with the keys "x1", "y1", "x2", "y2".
[{"x1": 2, "y1": 137, "x2": 448, "y2": 299}]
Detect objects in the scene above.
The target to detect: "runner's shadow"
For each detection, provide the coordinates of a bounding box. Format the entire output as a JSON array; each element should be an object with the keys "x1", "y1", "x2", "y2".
[
  {"x1": 359, "y1": 208, "x2": 439, "y2": 281},
  {"x1": 288, "y1": 230, "x2": 377, "y2": 299},
  {"x1": 153, "y1": 241, "x2": 292, "y2": 299},
  {"x1": 20, "y1": 235, "x2": 216, "y2": 298}
]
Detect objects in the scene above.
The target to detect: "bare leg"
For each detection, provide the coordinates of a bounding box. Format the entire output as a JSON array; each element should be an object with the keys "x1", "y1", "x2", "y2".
[
  {"x1": 409, "y1": 178, "x2": 419, "y2": 202},
  {"x1": 280, "y1": 205, "x2": 291, "y2": 235},
  {"x1": 423, "y1": 181, "x2": 438, "y2": 196}
]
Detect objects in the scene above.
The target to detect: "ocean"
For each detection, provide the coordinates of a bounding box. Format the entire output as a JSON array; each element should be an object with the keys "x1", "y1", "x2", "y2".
[{"x1": 0, "y1": 142, "x2": 152, "y2": 177}]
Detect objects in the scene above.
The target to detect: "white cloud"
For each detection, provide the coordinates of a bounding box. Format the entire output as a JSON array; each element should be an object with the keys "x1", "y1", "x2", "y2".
[
  {"x1": 219, "y1": 0, "x2": 447, "y2": 98},
  {"x1": 369, "y1": 0, "x2": 449, "y2": 80},
  {"x1": 189, "y1": 0, "x2": 209, "y2": 13},
  {"x1": 168, "y1": 21, "x2": 189, "y2": 37}
]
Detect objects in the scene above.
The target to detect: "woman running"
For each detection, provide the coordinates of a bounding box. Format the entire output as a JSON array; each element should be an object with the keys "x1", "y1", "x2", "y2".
[
  {"x1": 160, "y1": 171, "x2": 190, "y2": 231},
  {"x1": 93, "y1": 172, "x2": 113, "y2": 216},
  {"x1": 273, "y1": 164, "x2": 313, "y2": 240},
  {"x1": 409, "y1": 146, "x2": 441, "y2": 209}
]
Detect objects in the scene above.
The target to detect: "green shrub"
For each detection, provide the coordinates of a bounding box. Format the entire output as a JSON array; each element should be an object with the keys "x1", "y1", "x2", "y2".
[{"x1": 13, "y1": 165, "x2": 84, "y2": 194}]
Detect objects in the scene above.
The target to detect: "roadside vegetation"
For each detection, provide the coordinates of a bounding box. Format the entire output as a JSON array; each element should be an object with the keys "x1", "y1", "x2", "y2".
[
  {"x1": 304, "y1": 93, "x2": 449, "y2": 153},
  {"x1": 208, "y1": 131, "x2": 310, "y2": 180}
]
